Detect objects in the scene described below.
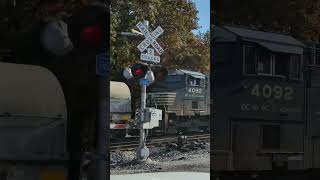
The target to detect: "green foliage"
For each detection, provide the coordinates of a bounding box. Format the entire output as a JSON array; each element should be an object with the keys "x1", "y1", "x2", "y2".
[
  {"x1": 110, "y1": 0, "x2": 210, "y2": 81},
  {"x1": 111, "y1": 0, "x2": 210, "y2": 111},
  {"x1": 166, "y1": 31, "x2": 210, "y2": 72},
  {"x1": 304, "y1": 0, "x2": 320, "y2": 42}
]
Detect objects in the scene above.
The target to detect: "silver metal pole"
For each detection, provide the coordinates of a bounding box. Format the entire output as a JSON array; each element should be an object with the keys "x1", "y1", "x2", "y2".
[
  {"x1": 137, "y1": 79, "x2": 149, "y2": 160},
  {"x1": 140, "y1": 83, "x2": 147, "y2": 146},
  {"x1": 136, "y1": 19, "x2": 150, "y2": 161}
]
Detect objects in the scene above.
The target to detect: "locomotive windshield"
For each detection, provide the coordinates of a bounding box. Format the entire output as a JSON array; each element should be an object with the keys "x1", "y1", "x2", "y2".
[
  {"x1": 148, "y1": 75, "x2": 185, "y2": 92},
  {"x1": 188, "y1": 76, "x2": 205, "y2": 87},
  {"x1": 165, "y1": 75, "x2": 183, "y2": 83}
]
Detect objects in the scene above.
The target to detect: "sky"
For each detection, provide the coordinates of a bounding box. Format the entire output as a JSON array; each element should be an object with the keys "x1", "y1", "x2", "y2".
[{"x1": 192, "y1": 0, "x2": 210, "y2": 35}]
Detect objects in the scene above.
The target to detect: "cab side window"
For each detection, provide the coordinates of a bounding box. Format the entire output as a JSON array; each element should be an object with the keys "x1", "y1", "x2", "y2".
[
  {"x1": 243, "y1": 45, "x2": 302, "y2": 79},
  {"x1": 274, "y1": 53, "x2": 289, "y2": 77},
  {"x1": 244, "y1": 46, "x2": 256, "y2": 74},
  {"x1": 244, "y1": 46, "x2": 272, "y2": 75},
  {"x1": 307, "y1": 45, "x2": 320, "y2": 65},
  {"x1": 289, "y1": 54, "x2": 301, "y2": 79},
  {"x1": 257, "y1": 52, "x2": 272, "y2": 75},
  {"x1": 189, "y1": 77, "x2": 197, "y2": 86},
  {"x1": 188, "y1": 76, "x2": 204, "y2": 87}
]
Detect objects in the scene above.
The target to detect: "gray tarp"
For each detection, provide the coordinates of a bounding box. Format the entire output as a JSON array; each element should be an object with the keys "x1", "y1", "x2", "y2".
[
  {"x1": 0, "y1": 62, "x2": 66, "y2": 159},
  {"x1": 0, "y1": 62, "x2": 67, "y2": 118}
]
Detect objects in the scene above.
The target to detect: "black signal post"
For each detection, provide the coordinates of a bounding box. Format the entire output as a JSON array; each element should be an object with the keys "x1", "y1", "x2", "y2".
[
  {"x1": 67, "y1": 1, "x2": 109, "y2": 180},
  {"x1": 0, "y1": 1, "x2": 109, "y2": 180}
]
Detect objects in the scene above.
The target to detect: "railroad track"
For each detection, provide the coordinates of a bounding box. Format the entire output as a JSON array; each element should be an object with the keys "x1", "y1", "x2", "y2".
[{"x1": 110, "y1": 133, "x2": 210, "y2": 152}]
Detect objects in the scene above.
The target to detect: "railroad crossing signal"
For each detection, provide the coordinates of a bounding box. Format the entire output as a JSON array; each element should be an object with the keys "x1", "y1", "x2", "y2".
[
  {"x1": 136, "y1": 21, "x2": 164, "y2": 56},
  {"x1": 125, "y1": 20, "x2": 165, "y2": 161}
]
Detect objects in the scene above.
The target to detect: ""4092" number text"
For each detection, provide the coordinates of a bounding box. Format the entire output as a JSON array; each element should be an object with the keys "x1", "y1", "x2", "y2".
[{"x1": 250, "y1": 84, "x2": 293, "y2": 100}]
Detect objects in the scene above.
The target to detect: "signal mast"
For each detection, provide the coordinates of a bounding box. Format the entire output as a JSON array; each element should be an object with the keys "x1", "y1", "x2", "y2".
[{"x1": 121, "y1": 20, "x2": 165, "y2": 161}]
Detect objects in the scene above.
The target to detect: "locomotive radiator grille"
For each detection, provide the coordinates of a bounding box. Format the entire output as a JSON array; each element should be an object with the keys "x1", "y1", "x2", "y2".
[
  {"x1": 147, "y1": 92, "x2": 177, "y2": 107},
  {"x1": 309, "y1": 67, "x2": 320, "y2": 87}
]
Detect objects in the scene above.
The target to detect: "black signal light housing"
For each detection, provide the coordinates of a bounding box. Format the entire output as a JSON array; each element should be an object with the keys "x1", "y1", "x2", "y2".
[
  {"x1": 131, "y1": 63, "x2": 149, "y2": 79},
  {"x1": 67, "y1": 2, "x2": 108, "y2": 55}
]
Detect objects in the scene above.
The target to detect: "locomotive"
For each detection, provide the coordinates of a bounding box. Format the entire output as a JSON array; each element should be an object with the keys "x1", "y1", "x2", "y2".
[
  {"x1": 110, "y1": 68, "x2": 210, "y2": 137},
  {"x1": 212, "y1": 25, "x2": 320, "y2": 176},
  {"x1": 146, "y1": 69, "x2": 210, "y2": 134}
]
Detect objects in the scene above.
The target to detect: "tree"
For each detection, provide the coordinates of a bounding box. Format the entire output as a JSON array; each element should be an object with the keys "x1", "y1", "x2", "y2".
[
  {"x1": 166, "y1": 30, "x2": 210, "y2": 73},
  {"x1": 304, "y1": 0, "x2": 320, "y2": 42},
  {"x1": 111, "y1": 0, "x2": 210, "y2": 110},
  {"x1": 214, "y1": 0, "x2": 306, "y2": 39},
  {"x1": 110, "y1": 0, "x2": 210, "y2": 81}
]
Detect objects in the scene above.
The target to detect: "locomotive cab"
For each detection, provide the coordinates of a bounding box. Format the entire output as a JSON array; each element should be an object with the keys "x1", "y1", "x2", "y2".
[{"x1": 212, "y1": 26, "x2": 309, "y2": 173}]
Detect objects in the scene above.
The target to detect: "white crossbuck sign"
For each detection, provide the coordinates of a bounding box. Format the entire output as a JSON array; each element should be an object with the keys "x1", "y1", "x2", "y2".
[{"x1": 136, "y1": 21, "x2": 164, "y2": 55}]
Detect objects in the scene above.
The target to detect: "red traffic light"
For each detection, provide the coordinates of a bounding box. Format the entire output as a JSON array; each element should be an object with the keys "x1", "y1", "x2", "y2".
[{"x1": 131, "y1": 63, "x2": 149, "y2": 79}]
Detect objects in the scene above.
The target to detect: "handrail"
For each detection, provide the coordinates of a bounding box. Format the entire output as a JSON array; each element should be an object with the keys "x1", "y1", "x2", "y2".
[
  {"x1": 0, "y1": 113, "x2": 65, "y2": 119},
  {"x1": 257, "y1": 151, "x2": 304, "y2": 156}
]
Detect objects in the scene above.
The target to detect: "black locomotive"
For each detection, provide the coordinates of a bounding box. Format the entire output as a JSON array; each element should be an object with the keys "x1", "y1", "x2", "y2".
[
  {"x1": 212, "y1": 25, "x2": 320, "y2": 176},
  {"x1": 147, "y1": 69, "x2": 210, "y2": 134}
]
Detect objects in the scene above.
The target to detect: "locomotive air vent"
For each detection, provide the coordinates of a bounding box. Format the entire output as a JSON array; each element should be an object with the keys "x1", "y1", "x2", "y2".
[
  {"x1": 310, "y1": 67, "x2": 320, "y2": 87},
  {"x1": 279, "y1": 113, "x2": 288, "y2": 119},
  {"x1": 147, "y1": 92, "x2": 176, "y2": 107}
]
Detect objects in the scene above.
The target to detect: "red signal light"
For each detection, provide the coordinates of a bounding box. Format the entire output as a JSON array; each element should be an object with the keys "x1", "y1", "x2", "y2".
[
  {"x1": 80, "y1": 24, "x2": 103, "y2": 47},
  {"x1": 131, "y1": 63, "x2": 148, "y2": 79},
  {"x1": 134, "y1": 69, "x2": 143, "y2": 76},
  {"x1": 67, "y1": 3, "x2": 108, "y2": 54}
]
